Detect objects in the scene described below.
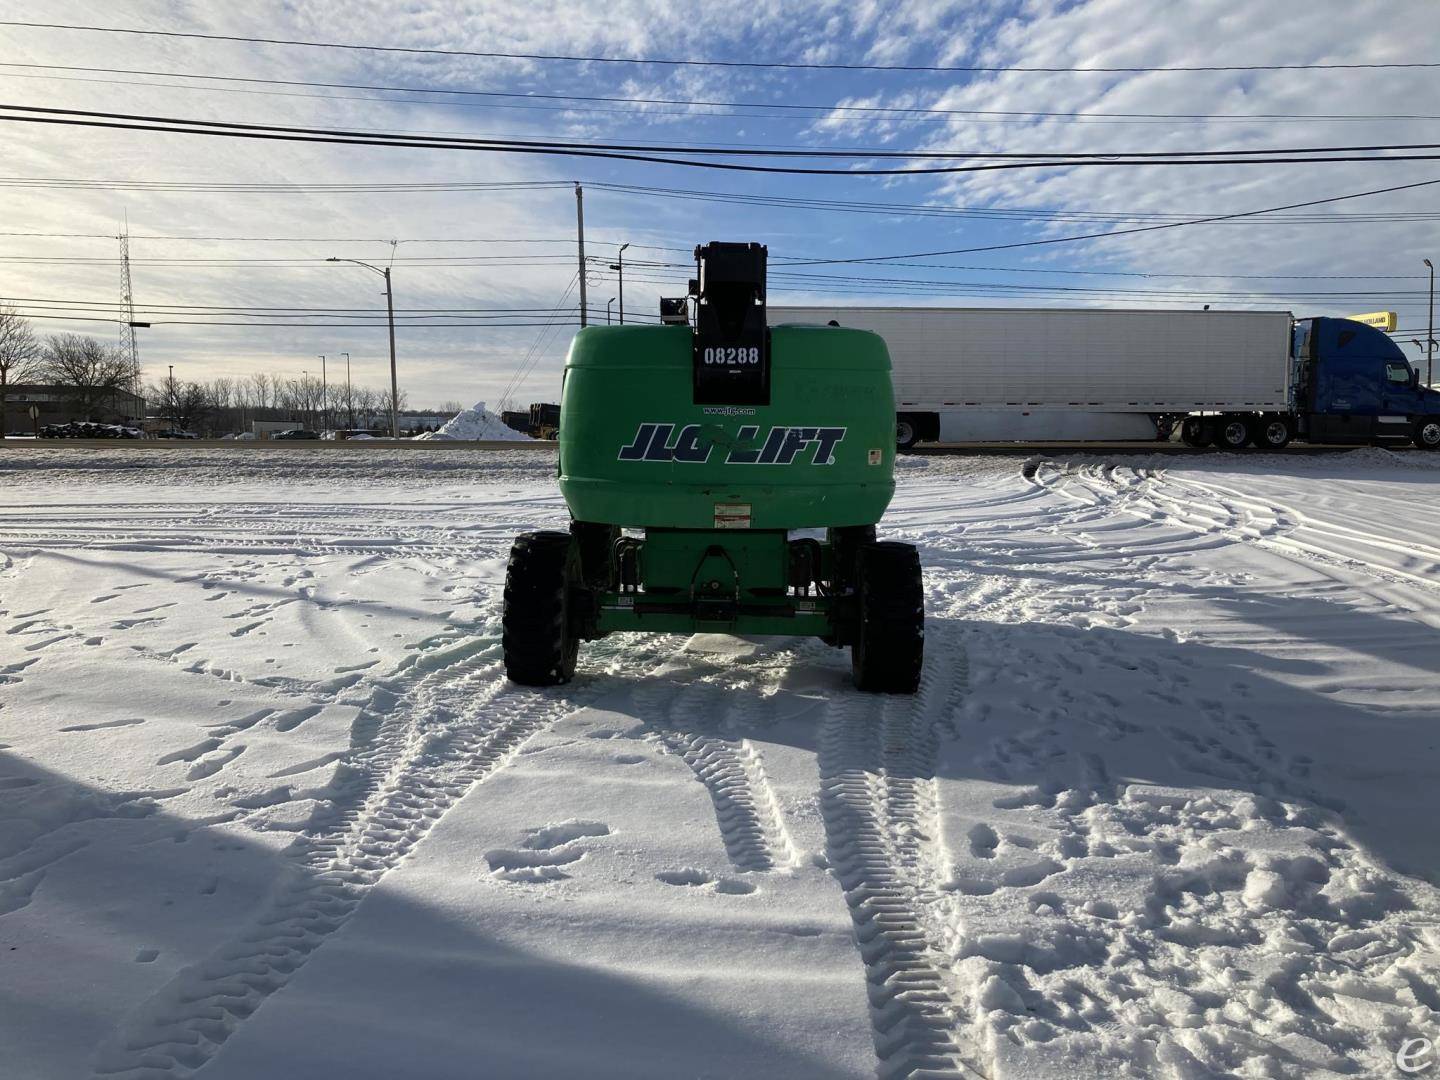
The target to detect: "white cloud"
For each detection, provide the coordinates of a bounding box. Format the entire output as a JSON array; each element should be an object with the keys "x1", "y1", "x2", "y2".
[{"x1": 2, "y1": 0, "x2": 1436, "y2": 410}]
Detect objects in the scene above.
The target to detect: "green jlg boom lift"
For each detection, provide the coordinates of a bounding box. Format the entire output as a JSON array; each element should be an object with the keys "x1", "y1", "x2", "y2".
[{"x1": 503, "y1": 241, "x2": 923, "y2": 692}]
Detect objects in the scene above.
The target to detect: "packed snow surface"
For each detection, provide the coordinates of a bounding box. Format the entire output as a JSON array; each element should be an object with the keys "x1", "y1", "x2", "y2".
[
  {"x1": 1, "y1": 446, "x2": 1438, "y2": 1079},
  {"x1": 415, "y1": 400, "x2": 535, "y2": 441}
]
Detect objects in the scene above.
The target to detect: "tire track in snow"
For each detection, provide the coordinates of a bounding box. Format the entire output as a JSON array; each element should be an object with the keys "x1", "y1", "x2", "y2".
[
  {"x1": 1152, "y1": 470, "x2": 1440, "y2": 594},
  {"x1": 1030, "y1": 460, "x2": 1440, "y2": 597},
  {"x1": 89, "y1": 633, "x2": 674, "y2": 1080},
  {"x1": 818, "y1": 639, "x2": 985, "y2": 1080},
  {"x1": 648, "y1": 658, "x2": 798, "y2": 874}
]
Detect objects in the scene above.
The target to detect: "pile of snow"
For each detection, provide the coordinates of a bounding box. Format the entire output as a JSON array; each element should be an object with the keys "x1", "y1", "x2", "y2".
[{"x1": 415, "y1": 401, "x2": 534, "y2": 441}]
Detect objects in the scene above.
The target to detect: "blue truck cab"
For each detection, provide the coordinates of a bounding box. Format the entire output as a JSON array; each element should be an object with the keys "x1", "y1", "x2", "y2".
[{"x1": 1293, "y1": 317, "x2": 1440, "y2": 449}]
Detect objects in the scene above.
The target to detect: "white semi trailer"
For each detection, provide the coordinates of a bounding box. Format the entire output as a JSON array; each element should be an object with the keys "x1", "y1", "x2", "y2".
[{"x1": 770, "y1": 306, "x2": 1295, "y2": 449}]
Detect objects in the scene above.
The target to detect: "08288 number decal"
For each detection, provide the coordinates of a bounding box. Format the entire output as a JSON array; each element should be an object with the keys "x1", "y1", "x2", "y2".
[{"x1": 702, "y1": 346, "x2": 760, "y2": 365}]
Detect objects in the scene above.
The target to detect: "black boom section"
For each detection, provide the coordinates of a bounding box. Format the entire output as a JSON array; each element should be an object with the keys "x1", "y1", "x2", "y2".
[{"x1": 691, "y1": 241, "x2": 771, "y2": 406}]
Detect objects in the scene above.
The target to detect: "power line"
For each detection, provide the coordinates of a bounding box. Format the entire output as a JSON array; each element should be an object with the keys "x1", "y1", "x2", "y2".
[
  {"x1": 4, "y1": 21, "x2": 1436, "y2": 73},
  {"x1": 1, "y1": 297, "x2": 595, "y2": 312},
  {"x1": 0, "y1": 257, "x2": 579, "y2": 267},
  {"x1": 0, "y1": 177, "x2": 570, "y2": 192},
  {"x1": 16, "y1": 312, "x2": 588, "y2": 328},
  {"x1": 498, "y1": 274, "x2": 579, "y2": 406},
  {"x1": 5, "y1": 104, "x2": 1440, "y2": 176},
  {"x1": 586, "y1": 181, "x2": 1440, "y2": 225},
  {"x1": 3, "y1": 61, "x2": 1435, "y2": 125},
  {"x1": 0, "y1": 236, "x2": 1421, "y2": 282},
  {"x1": 0, "y1": 231, "x2": 597, "y2": 242},
  {"x1": 8, "y1": 103, "x2": 1440, "y2": 160},
  {"x1": 782, "y1": 177, "x2": 1440, "y2": 264}
]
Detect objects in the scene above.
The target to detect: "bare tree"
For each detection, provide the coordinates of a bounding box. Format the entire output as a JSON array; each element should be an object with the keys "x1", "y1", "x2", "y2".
[
  {"x1": 0, "y1": 306, "x2": 42, "y2": 439},
  {"x1": 339, "y1": 380, "x2": 356, "y2": 428},
  {"x1": 208, "y1": 377, "x2": 236, "y2": 434},
  {"x1": 148, "y1": 372, "x2": 212, "y2": 433},
  {"x1": 439, "y1": 399, "x2": 466, "y2": 415},
  {"x1": 245, "y1": 371, "x2": 272, "y2": 411},
  {"x1": 208, "y1": 377, "x2": 233, "y2": 411},
  {"x1": 354, "y1": 386, "x2": 379, "y2": 429},
  {"x1": 42, "y1": 333, "x2": 132, "y2": 419}
]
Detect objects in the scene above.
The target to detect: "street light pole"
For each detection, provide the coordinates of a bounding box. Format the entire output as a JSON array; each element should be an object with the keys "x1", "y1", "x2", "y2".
[
  {"x1": 607, "y1": 297, "x2": 616, "y2": 324},
  {"x1": 609, "y1": 243, "x2": 630, "y2": 324},
  {"x1": 318, "y1": 354, "x2": 327, "y2": 430},
  {"x1": 342, "y1": 352, "x2": 352, "y2": 427},
  {"x1": 327, "y1": 257, "x2": 400, "y2": 438},
  {"x1": 1425, "y1": 258, "x2": 1434, "y2": 388}
]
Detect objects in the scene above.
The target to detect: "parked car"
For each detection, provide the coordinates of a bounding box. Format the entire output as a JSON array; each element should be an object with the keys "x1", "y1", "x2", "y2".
[
  {"x1": 155, "y1": 430, "x2": 201, "y2": 440},
  {"x1": 272, "y1": 429, "x2": 320, "y2": 440}
]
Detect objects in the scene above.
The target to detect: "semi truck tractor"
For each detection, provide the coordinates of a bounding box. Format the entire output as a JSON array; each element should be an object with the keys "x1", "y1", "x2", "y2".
[{"x1": 769, "y1": 306, "x2": 1440, "y2": 452}]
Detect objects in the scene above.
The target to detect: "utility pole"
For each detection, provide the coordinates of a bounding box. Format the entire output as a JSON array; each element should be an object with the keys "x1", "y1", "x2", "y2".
[
  {"x1": 1425, "y1": 257, "x2": 1434, "y2": 387},
  {"x1": 609, "y1": 243, "x2": 630, "y2": 324},
  {"x1": 318, "y1": 354, "x2": 327, "y2": 430},
  {"x1": 384, "y1": 267, "x2": 398, "y2": 437},
  {"x1": 575, "y1": 183, "x2": 587, "y2": 327},
  {"x1": 326, "y1": 257, "x2": 400, "y2": 438},
  {"x1": 342, "y1": 352, "x2": 352, "y2": 427}
]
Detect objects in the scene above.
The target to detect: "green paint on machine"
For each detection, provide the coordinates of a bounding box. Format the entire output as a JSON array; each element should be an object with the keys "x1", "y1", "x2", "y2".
[{"x1": 502, "y1": 242, "x2": 924, "y2": 693}]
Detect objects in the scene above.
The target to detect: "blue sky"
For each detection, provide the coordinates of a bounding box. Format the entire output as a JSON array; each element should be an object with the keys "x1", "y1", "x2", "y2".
[{"x1": 2, "y1": 0, "x2": 1437, "y2": 407}]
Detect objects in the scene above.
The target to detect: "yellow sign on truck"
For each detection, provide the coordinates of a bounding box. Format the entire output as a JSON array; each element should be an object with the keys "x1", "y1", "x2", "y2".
[{"x1": 1343, "y1": 310, "x2": 1397, "y2": 331}]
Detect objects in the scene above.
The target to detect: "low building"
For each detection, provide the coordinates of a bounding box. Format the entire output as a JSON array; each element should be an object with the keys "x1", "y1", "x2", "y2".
[{"x1": 3, "y1": 384, "x2": 147, "y2": 435}]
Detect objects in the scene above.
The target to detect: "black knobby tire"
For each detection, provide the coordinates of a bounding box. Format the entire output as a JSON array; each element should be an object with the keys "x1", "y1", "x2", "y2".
[
  {"x1": 851, "y1": 542, "x2": 924, "y2": 694},
  {"x1": 1179, "y1": 417, "x2": 1211, "y2": 448},
  {"x1": 1254, "y1": 415, "x2": 1293, "y2": 450},
  {"x1": 1415, "y1": 417, "x2": 1440, "y2": 450},
  {"x1": 1215, "y1": 416, "x2": 1252, "y2": 450},
  {"x1": 503, "y1": 531, "x2": 579, "y2": 686}
]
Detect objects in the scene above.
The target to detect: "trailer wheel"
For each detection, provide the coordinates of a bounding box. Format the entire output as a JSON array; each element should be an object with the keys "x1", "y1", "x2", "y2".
[
  {"x1": 895, "y1": 415, "x2": 921, "y2": 453},
  {"x1": 851, "y1": 542, "x2": 923, "y2": 694},
  {"x1": 1254, "y1": 416, "x2": 1293, "y2": 450},
  {"x1": 1416, "y1": 418, "x2": 1440, "y2": 450},
  {"x1": 503, "y1": 531, "x2": 579, "y2": 686},
  {"x1": 1180, "y1": 417, "x2": 1211, "y2": 448},
  {"x1": 1216, "y1": 416, "x2": 1252, "y2": 450}
]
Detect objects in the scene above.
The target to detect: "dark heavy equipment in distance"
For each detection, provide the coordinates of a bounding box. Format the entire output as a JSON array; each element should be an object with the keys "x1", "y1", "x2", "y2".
[
  {"x1": 502, "y1": 241, "x2": 923, "y2": 693},
  {"x1": 500, "y1": 402, "x2": 562, "y2": 440}
]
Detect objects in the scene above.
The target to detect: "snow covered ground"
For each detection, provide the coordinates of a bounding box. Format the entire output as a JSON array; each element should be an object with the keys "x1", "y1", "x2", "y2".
[{"x1": 1, "y1": 447, "x2": 1437, "y2": 1079}]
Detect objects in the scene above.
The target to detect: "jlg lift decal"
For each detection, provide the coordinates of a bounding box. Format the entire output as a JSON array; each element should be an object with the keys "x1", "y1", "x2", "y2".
[{"x1": 617, "y1": 423, "x2": 846, "y2": 465}]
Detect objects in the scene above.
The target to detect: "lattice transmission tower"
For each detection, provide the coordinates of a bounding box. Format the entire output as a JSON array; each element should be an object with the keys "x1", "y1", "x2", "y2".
[{"x1": 118, "y1": 216, "x2": 140, "y2": 394}]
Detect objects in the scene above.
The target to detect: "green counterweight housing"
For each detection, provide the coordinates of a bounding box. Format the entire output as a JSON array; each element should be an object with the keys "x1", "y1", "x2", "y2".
[
  {"x1": 560, "y1": 323, "x2": 896, "y2": 530},
  {"x1": 502, "y1": 241, "x2": 924, "y2": 693}
]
